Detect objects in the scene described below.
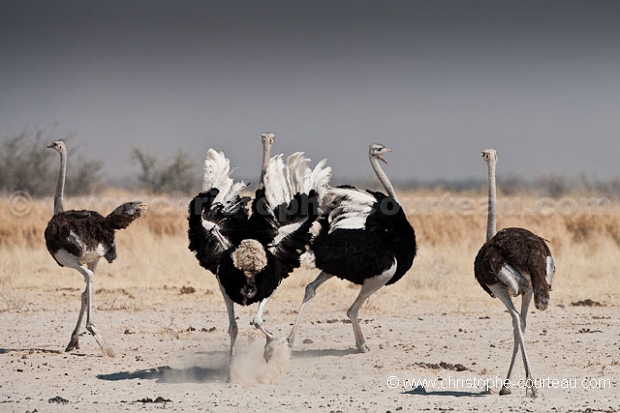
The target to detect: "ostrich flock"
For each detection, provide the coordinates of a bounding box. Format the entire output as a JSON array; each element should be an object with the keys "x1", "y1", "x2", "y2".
[{"x1": 43, "y1": 134, "x2": 554, "y2": 397}]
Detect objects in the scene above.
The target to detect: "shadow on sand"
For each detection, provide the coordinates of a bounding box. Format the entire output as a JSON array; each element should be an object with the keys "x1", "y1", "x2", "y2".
[
  {"x1": 97, "y1": 365, "x2": 229, "y2": 384},
  {"x1": 96, "y1": 348, "x2": 231, "y2": 383},
  {"x1": 291, "y1": 348, "x2": 360, "y2": 358},
  {"x1": 405, "y1": 386, "x2": 490, "y2": 398},
  {"x1": 97, "y1": 346, "x2": 357, "y2": 383},
  {"x1": 0, "y1": 348, "x2": 63, "y2": 355}
]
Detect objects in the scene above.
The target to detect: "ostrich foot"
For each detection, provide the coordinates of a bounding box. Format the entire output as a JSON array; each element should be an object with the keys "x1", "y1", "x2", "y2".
[
  {"x1": 100, "y1": 345, "x2": 116, "y2": 358},
  {"x1": 86, "y1": 323, "x2": 116, "y2": 357},
  {"x1": 65, "y1": 338, "x2": 80, "y2": 352},
  {"x1": 264, "y1": 337, "x2": 287, "y2": 362},
  {"x1": 499, "y1": 386, "x2": 511, "y2": 395},
  {"x1": 355, "y1": 338, "x2": 369, "y2": 353},
  {"x1": 65, "y1": 330, "x2": 88, "y2": 352}
]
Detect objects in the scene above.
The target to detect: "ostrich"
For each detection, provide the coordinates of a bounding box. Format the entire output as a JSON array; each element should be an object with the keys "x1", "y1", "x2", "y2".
[
  {"x1": 44, "y1": 140, "x2": 146, "y2": 356},
  {"x1": 187, "y1": 134, "x2": 330, "y2": 363},
  {"x1": 474, "y1": 149, "x2": 555, "y2": 397},
  {"x1": 288, "y1": 143, "x2": 417, "y2": 352}
]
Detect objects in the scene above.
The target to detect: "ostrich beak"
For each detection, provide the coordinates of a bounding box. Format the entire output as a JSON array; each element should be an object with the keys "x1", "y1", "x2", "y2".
[
  {"x1": 47, "y1": 143, "x2": 55, "y2": 149},
  {"x1": 378, "y1": 147, "x2": 392, "y2": 164}
]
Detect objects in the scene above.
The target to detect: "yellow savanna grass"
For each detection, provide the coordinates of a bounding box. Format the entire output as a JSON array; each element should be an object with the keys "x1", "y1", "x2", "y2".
[{"x1": 1, "y1": 189, "x2": 618, "y2": 312}]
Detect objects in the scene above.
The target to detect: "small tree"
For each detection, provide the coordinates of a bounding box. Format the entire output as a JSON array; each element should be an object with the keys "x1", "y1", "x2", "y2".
[
  {"x1": 131, "y1": 147, "x2": 198, "y2": 194},
  {"x1": 0, "y1": 130, "x2": 102, "y2": 196}
]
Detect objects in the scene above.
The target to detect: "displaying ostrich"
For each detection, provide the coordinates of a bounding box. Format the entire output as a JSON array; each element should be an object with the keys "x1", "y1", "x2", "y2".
[
  {"x1": 288, "y1": 143, "x2": 417, "y2": 352},
  {"x1": 44, "y1": 140, "x2": 146, "y2": 356},
  {"x1": 474, "y1": 149, "x2": 555, "y2": 398},
  {"x1": 188, "y1": 134, "x2": 330, "y2": 363}
]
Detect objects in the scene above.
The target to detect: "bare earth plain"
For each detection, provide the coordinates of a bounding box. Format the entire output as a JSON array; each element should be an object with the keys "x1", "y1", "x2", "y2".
[{"x1": 1, "y1": 191, "x2": 619, "y2": 412}]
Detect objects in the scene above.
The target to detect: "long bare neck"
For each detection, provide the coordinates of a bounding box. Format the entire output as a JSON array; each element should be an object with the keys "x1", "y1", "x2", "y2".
[
  {"x1": 370, "y1": 155, "x2": 399, "y2": 204},
  {"x1": 486, "y1": 158, "x2": 497, "y2": 241},
  {"x1": 257, "y1": 139, "x2": 273, "y2": 190},
  {"x1": 53, "y1": 147, "x2": 66, "y2": 215}
]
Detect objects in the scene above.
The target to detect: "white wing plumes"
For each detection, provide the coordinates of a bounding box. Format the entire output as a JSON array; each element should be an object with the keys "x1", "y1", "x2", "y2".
[
  {"x1": 322, "y1": 187, "x2": 376, "y2": 233},
  {"x1": 258, "y1": 152, "x2": 331, "y2": 261},
  {"x1": 263, "y1": 152, "x2": 331, "y2": 212},
  {"x1": 202, "y1": 148, "x2": 247, "y2": 211}
]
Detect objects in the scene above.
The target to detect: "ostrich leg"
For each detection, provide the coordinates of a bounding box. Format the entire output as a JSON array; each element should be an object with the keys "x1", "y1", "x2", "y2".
[
  {"x1": 346, "y1": 265, "x2": 394, "y2": 352},
  {"x1": 490, "y1": 285, "x2": 537, "y2": 398},
  {"x1": 287, "y1": 271, "x2": 333, "y2": 346}
]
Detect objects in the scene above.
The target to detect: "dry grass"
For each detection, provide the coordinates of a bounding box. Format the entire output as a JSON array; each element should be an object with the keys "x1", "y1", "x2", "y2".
[{"x1": 1, "y1": 189, "x2": 619, "y2": 313}]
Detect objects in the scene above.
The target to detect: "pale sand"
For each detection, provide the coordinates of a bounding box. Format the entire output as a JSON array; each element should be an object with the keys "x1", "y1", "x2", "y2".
[{"x1": 1, "y1": 277, "x2": 618, "y2": 413}]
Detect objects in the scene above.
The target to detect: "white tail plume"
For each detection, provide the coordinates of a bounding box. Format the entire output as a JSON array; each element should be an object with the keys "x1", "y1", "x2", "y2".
[{"x1": 202, "y1": 148, "x2": 247, "y2": 206}]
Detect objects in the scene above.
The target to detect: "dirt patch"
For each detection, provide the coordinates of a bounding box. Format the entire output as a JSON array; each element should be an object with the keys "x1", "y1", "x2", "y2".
[{"x1": 570, "y1": 299, "x2": 604, "y2": 307}]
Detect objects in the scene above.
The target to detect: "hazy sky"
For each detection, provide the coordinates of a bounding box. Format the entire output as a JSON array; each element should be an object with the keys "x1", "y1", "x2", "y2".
[{"x1": 1, "y1": 1, "x2": 619, "y2": 185}]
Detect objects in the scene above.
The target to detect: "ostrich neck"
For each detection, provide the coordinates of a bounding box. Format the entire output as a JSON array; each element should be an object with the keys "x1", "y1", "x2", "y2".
[
  {"x1": 486, "y1": 159, "x2": 497, "y2": 241},
  {"x1": 257, "y1": 141, "x2": 272, "y2": 190},
  {"x1": 370, "y1": 156, "x2": 398, "y2": 204},
  {"x1": 53, "y1": 148, "x2": 66, "y2": 215}
]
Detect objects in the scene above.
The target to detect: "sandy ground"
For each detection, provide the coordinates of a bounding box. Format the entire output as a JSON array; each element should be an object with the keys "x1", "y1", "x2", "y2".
[{"x1": 1, "y1": 282, "x2": 618, "y2": 413}]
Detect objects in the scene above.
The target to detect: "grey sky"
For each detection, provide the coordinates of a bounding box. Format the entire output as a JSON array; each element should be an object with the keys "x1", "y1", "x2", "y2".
[{"x1": 1, "y1": 0, "x2": 619, "y2": 185}]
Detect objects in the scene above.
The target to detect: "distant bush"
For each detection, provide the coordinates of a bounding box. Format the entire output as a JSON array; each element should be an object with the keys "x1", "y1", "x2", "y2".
[
  {"x1": 0, "y1": 130, "x2": 103, "y2": 197},
  {"x1": 536, "y1": 174, "x2": 569, "y2": 198},
  {"x1": 131, "y1": 147, "x2": 198, "y2": 194}
]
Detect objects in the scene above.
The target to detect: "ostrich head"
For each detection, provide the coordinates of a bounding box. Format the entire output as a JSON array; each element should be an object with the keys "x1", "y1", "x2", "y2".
[
  {"x1": 481, "y1": 148, "x2": 497, "y2": 164},
  {"x1": 261, "y1": 132, "x2": 275, "y2": 146},
  {"x1": 369, "y1": 143, "x2": 392, "y2": 164},
  {"x1": 231, "y1": 239, "x2": 268, "y2": 301},
  {"x1": 47, "y1": 139, "x2": 66, "y2": 154}
]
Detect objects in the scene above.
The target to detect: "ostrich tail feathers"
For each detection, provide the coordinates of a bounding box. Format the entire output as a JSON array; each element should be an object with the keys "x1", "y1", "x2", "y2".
[
  {"x1": 534, "y1": 287, "x2": 550, "y2": 311},
  {"x1": 105, "y1": 201, "x2": 147, "y2": 230}
]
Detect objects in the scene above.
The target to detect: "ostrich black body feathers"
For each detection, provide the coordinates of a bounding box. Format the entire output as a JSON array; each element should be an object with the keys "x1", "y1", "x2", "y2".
[
  {"x1": 188, "y1": 187, "x2": 320, "y2": 306},
  {"x1": 187, "y1": 149, "x2": 329, "y2": 308},
  {"x1": 312, "y1": 188, "x2": 417, "y2": 286}
]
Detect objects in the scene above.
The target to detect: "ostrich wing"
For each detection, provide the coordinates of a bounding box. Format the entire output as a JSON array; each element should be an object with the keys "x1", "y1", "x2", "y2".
[
  {"x1": 322, "y1": 186, "x2": 377, "y2": 233},
  {"x1": 249, "y1": 152, "x2": 330, "y2": 274},
  {"x1": 250, "y1": 188, "x2": 319, "y2": 274}
]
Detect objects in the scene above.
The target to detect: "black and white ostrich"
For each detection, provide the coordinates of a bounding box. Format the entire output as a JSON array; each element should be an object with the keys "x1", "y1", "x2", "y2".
[
  {"x1": 188, "y1": 134, "x2": 330, "y2": 362},
  {"x1": 474, "y1": 149, "x2": 555, "y2": 398},
  {"x1": 288, "y1": 143, "x2": 417, "y2": 352},
  {"x1": 44, "y1": 140, "x2": 146, "y2": 356}
]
